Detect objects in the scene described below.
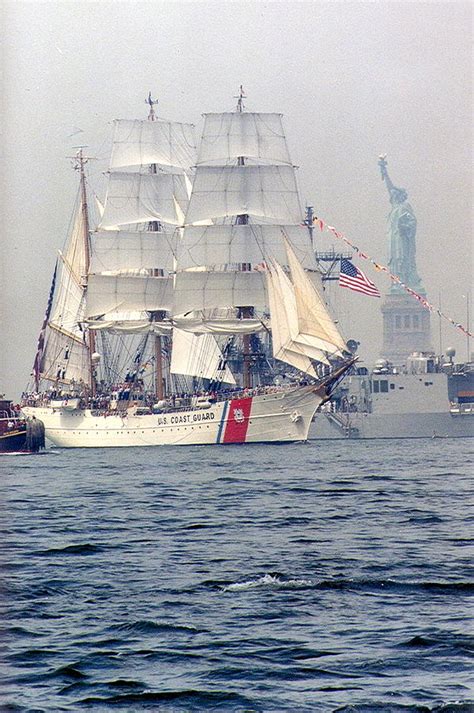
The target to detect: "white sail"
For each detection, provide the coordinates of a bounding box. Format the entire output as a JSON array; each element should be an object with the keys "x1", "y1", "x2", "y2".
[
  {"x1": 40, "y1": 327, "x2": 89, "y2": 384},
  {"x1": 173, "y1": 270, "x2": 267, "y2": 319},
  {"x1": 90, "y1": 229, "x2": 177, "y2": 274},
  {"x1": 285, "y1": 239, "x2": 347, "y2": 356},
  {"x1": 270, "y1": 260, "x2": 330, "y2": 364},
  {"x1": 99, "y1": 172, "x2": 189, "y2": 230},
  {"x1": 40, "y1": 193, "x2": 90, "y2": 384},
  {"x1": 185, "y1": 165, "x2": 302, "y2": 225},
  {"x1": 197, "y1": 112, "x2": 292, "y2": 165},
  {"x1": 110, "y1": 119, "x2": 196, "y2": 171},
  {"x1": 177, "y1": 224, "x2": 316, "y2": 270},
  {"x1": 170, "y1": 328, "x2": 236, "y2": 384},
  {"x1": 86, "y1": 274, "x2": 173, "y2": 319},
  {"x1": 266, "y1": 263, "x2": 318, "y2": 377}
]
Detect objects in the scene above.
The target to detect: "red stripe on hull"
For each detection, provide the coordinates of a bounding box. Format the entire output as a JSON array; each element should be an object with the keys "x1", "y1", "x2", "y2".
[{"x1": 222, "y1": 397, "x2": 253, "y2": 443}]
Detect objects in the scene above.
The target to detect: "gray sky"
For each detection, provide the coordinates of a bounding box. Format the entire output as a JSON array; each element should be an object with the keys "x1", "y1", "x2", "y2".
[{"x1": 1, "y1": 0, "x2": 472, "y2": 398}]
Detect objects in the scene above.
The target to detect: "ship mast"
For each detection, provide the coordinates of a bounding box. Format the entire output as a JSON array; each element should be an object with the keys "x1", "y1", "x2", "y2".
[
  {"x1": 234, "y1": 85, "x2": 253, "y2": 389},
  {"x1": 74, "y1": 149, "x2": 96, "y2": 396},
  {"x1": 146, "y1": 92, "x2": 166, "y2": 401}
]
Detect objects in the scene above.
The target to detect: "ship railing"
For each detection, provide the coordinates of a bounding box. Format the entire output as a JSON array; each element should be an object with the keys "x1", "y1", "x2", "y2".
[
  {"x1": 22, "y1": 382, "x2": 301, "y2": 416},
  {"x1": 449, "y1": 402, "x2": 473, "y2": 416},
  {"x1": 0, "y1": 410, "x2": 24, "y2": 421}
]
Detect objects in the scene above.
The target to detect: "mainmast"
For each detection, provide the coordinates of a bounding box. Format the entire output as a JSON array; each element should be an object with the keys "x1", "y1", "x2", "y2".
[
  {"x1": 147, "y1": 92, "x2": 166, "y2": 401},
  {"x1": 234, "y1": 85, "x2": 253, "y2": 389},
  {"x1": 74, "y1": 149, "x2": 96, "y2": 396}
]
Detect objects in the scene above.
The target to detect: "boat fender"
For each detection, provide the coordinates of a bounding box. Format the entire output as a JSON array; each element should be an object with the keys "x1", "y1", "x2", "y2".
[{"x1": 26, "y1": 418, "x2": 46, "y2": 452}]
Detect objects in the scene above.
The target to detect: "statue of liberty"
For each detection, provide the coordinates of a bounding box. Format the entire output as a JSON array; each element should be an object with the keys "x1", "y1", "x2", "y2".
[{"x1": 378, "y1": 156, "x2": 424, "y2": 294}]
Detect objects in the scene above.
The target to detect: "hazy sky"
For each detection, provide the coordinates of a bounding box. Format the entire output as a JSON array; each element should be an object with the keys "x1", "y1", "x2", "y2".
[{"x1": 1, "y1": 0, "x2": 472, "y2": 398}]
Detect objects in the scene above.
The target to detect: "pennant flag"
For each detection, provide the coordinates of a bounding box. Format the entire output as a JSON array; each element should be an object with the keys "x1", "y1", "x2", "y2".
[
  {"x1": 310, "y1": 210, "x2": 472, "y2": 336},
  {"x1": 339, "y1": 259, "x2": 381, "y2": 298}
]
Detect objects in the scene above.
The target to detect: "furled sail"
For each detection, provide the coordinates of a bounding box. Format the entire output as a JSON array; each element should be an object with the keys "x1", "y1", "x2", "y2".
[
  {"x1": 170, "y1": 328, "x2": 236, "y2": 384},
  {"x1": 87, "y1": 314, "x2": 172, "y2": 334},
  {"x1": 172, "y1": 316, "x2": 265, "y2": 335}
]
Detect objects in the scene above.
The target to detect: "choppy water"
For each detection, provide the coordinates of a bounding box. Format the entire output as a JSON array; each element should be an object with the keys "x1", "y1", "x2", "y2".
[{"x1": 1, "y1": 439, "x2": 473, "y2": 711}]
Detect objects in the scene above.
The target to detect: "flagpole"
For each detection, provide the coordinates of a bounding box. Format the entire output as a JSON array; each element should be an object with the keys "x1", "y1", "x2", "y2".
[
  {"x1": 438, "y1": 291, "x2": 442, "y2": 358},
  {"x1": 467, "y1": 293, "x2": 471, "y2": 362}
]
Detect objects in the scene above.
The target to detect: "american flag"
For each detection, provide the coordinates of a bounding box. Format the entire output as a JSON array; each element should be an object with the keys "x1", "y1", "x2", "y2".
[
  {"x1": 33, "y1": 262, "x2": 57, "y2": 386},
  {"x1": 339, "y1": 259, "x2": 381, "y2": 298}
]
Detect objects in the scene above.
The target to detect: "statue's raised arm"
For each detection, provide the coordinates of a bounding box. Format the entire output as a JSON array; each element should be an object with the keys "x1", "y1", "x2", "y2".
[
  {"x1": 378, "y1": 155, "x2": 395, "y2": 195},
  {"x1": 378, "y1": 156, "x2": 424, "y2": 293}
]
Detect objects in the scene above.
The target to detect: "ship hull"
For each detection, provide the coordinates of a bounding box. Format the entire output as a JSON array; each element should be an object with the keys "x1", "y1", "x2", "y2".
[
  {"x1": 0, "y1": 428, "x2": 28, "y2": 453},
  {"x1": 22, "y1": 386, "x2": 325, "y2": 448},
  {"x1": 311, "y1": 411, "x2": 473, "y2": 439}
]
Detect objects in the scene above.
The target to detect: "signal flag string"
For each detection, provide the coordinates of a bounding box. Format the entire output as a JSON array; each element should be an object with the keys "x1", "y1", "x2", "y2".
[{"x1": 312, "y1": 216, "x2": 473, "y2": 339}]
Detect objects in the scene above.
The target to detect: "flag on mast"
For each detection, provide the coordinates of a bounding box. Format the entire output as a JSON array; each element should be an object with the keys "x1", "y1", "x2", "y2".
[
  {"x1": 33, "y1": 262, "x2": 58, "y2": 385},
  {"x1": 339, "y1": 259, "x2": 381, "y2": 298}
]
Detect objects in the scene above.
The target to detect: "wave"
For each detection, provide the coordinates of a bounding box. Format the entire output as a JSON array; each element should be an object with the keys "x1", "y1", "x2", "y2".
[
  {"x1": 334, "y1": 704, "x2": 474, "y2": 712},
  {"x1": 33, "y1": 543, "x2": 105, "y2": 556},
  {"x1": 76, "y1": 689, "x2": 258, "y2": 708},
  {"x1": 221, "y1": 574, "x2": 313, "y2": 592},
  {"x1": 108, "y1": 620, "x2": 202, "y2": 635},
  {"x1": 220, "y1": 574, "x2": 474, "y2": 595},
  {"x1": 314, "y1": 578, "x2": 474, "y2": 595},
  {"x1": 398, "y1": 632, "x2": 474, "y2": 653}
]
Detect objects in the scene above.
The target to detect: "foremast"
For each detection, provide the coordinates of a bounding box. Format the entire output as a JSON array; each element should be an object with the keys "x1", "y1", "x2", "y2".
[
  {"x1": 31, "y1": 150, "x2": 93, "y2": 393},
  {"x1": 75, "y1": 149, "x2": 96, "y2": 396},
  {"x1": 84, "y1": 94, "x2": 196, "y2": 398}
]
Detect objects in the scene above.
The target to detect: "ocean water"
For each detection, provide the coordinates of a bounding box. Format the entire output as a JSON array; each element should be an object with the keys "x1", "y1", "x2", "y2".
[{"x1": 1, "y1": 438, "x2": 473, "y2": 712}]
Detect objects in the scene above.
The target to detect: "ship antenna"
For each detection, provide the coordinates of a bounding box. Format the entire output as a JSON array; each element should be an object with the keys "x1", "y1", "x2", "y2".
[
  {"x1": 234, "y1": 85, "x2": 246, "y2": 112},
  {"x1": 146, "y1": 91, "x2": 158, "y2": 122}
]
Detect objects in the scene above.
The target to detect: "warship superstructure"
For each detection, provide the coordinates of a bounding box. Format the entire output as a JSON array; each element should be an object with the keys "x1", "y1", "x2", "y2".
[{"x1": 311, "y1": 350, "x2": 473, "y2": 439}]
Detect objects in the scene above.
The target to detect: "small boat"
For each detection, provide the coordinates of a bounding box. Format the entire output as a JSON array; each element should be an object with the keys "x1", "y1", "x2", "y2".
[{"x1": 0, "y1": 398, "x2": 45, "y2": 453}]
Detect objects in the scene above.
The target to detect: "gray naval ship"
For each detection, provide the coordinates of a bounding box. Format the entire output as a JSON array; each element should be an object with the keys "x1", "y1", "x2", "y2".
[
  {"x1": 311, "y1": 350, "x2": 473, "y2": 439},
  {"x1": 311, "y1": 157, "x2": 473, "y2": 440}
]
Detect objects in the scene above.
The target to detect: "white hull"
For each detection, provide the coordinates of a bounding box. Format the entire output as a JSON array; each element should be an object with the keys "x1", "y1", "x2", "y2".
[{"x1": 23, "y1": 386, "x2": 325, "y2": 448}]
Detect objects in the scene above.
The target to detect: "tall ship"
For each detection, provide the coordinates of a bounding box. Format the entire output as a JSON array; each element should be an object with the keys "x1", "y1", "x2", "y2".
[
  {"x1": 312, "y1": 157, "x2": 473, "y2": 439},
  {"x1": 22, "y1": 90, "x2": 353, "y2": 447}
]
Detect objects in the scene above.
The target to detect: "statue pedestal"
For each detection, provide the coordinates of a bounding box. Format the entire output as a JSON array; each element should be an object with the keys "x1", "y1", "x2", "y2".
[{"x1": 380, "y1": 292, "x2": 432, "y2": 365}]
